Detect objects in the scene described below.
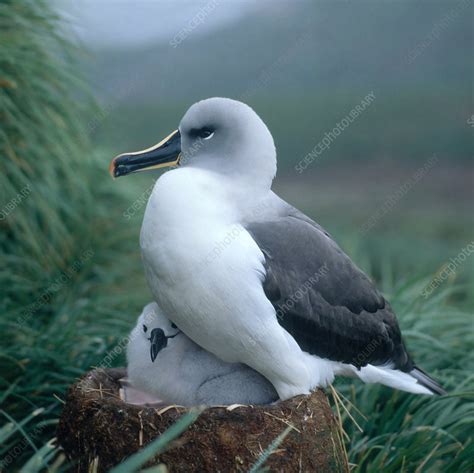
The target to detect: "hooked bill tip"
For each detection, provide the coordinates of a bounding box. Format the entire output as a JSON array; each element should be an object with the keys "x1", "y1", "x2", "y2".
[{"x1": 109, "y1": 157, "x2": 117, "y2": 178}]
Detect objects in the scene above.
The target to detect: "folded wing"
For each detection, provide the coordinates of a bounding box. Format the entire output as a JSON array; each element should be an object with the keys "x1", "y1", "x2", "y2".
[{"x1": 246, "y1": 207, "x2": 413, "y2": 372}]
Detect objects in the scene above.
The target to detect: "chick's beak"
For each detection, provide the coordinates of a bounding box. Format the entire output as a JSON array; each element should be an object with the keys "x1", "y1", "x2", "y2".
[{"x1": 149, "y1": 328, "x2": 168, "y2": 362}]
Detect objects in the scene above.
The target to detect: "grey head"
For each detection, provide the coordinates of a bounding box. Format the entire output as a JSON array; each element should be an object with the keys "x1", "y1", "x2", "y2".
[
  {"x1": 110, "y1": 98, "x2": 277, "y2": 191},
  {"x1": 178, "y1": 98, "x2": 277, "y2": 188}
]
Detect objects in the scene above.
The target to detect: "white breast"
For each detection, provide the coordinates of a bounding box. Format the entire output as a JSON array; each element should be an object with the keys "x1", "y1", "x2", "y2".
[{"x1": 140, "y1": 168, "x2": 270, "y2": 360}]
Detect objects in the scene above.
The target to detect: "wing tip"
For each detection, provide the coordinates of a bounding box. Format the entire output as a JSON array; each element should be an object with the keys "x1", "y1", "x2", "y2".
[{"x1": 410, "y1": 366, "x2": 447, "y2": 396}]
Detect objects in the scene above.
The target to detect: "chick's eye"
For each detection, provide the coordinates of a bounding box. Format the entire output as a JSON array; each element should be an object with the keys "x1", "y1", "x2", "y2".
[{"x1": 143, "y1": 325, "x2": 148, "y2": 333}]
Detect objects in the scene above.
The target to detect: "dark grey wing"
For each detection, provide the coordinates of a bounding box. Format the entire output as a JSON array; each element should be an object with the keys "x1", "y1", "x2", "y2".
[{"x1": 246, "y1": 209, "x2": 413, "y2": 372}]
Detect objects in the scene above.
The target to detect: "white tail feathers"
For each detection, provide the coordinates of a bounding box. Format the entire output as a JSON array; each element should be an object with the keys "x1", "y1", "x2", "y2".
[{"x1": 345, "y1": 364, "x2": 446, "y2": 395}]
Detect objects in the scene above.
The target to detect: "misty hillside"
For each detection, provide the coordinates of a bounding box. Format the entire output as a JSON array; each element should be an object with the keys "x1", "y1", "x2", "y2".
[{"x1": 84, "y1": 1, "x2": 472, "y2": 167}]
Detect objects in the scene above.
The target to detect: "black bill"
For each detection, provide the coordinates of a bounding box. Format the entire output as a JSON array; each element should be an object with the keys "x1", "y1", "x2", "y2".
[
  {"x1": 109, "y1": 129, "x2": 181, "y2": 178},
  {"x1": 149, "y1": 328, "x2": 168, "y2": 362},
  {"x1": 148, "y1": 328, "x2": 181, "y2": 362}
]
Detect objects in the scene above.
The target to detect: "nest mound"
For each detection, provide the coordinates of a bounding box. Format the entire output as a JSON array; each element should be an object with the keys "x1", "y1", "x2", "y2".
[{"x1": 57, "y1": 368, "x2": 349, "y2": 472}]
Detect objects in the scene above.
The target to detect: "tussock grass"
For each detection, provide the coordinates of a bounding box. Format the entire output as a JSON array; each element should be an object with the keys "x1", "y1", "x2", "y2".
[
  {"x1": 332, "y1": 279, "x2": 474, "y2": 472},
  {"x1": 0, "y1": 1, "x2": 147, "y2": 470}
]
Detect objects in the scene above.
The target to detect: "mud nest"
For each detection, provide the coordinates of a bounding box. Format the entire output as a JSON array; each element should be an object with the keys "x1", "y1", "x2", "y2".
[{"x1": 57, "y1": 368, "x2": 349, "y2": 472}]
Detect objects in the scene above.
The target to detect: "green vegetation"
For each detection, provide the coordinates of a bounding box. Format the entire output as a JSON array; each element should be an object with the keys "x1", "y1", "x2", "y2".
[
  {"x1": 0, "y1": 1, "x2": 472, "y2": 472},
  {"x1": 335, "y1": 279, "x2": 474, "y2": 472},
  {"x1": 0, "y1": 1, "x2": 149, "y2": 470}
]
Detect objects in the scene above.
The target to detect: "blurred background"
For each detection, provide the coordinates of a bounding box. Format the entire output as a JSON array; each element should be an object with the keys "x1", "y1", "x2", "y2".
[{"x1": 1, "y1": 1, "x2": 472, "y2": 471}]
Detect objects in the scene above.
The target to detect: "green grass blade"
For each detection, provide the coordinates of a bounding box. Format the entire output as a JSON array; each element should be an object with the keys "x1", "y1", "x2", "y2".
[
  {"x1": 248, "y1": 425, "x2": 293, "y2": 473},
  {"x1": 0, "y1": 421, "x2": 15, "y2": 444},
  {"x1": 19, "y1": 438, "x2": 57, "y2": 473}
]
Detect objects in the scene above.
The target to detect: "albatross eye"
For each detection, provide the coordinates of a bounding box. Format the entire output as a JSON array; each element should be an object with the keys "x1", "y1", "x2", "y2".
[
  {"x1": 190, "y1": 127, "x2": 214, "y2": 140},
  {"x1": 143, "y1": 324, "x2": 148, "y2": 333},
  {"x1": 201, "y1": 129, "x2": 214, "y2": 140}
]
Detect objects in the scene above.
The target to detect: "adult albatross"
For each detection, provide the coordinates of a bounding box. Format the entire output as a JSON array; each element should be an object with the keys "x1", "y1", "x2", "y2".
[{"x1": 110, "y1": 97, "x2": 445, "y2": 400}]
